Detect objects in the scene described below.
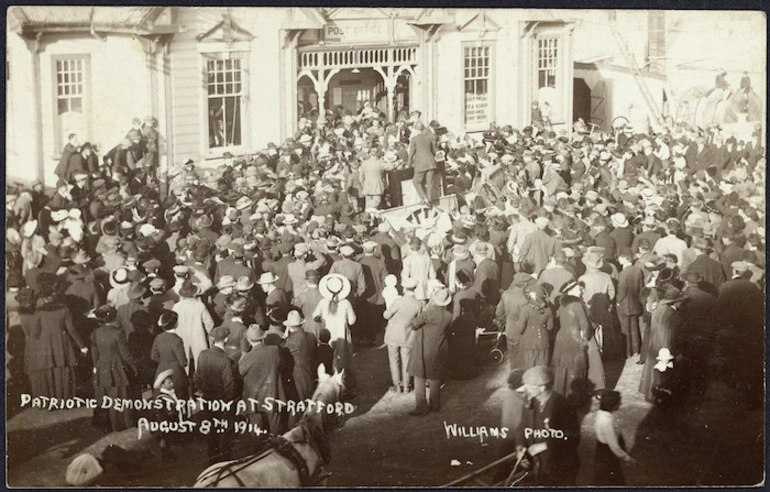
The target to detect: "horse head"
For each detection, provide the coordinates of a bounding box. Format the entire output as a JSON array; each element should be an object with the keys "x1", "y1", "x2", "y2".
[{"x1": 301, "y1": 364, "x2": 346, "y2": 464}]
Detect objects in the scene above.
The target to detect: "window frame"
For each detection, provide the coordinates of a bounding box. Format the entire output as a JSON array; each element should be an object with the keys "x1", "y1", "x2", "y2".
[
  {"x1": 461, "y1": 41, "x2": 495, "y2": 132},
  {"x1": 200, "y1": 49, "x2": 250, "y2": 159},
  {"x1": 534, "y1": 32, "x2": 565, "y2": 123},
  {"x1": 51, "y1": 54, "x2": 92, "y2": 156}
]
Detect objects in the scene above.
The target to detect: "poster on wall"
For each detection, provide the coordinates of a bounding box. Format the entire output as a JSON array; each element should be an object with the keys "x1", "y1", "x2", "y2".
[
  {"x1": 332, "y1": 87, "x2": 342, "y2": 106},
  {"x1": 465, "y1": 93, "x2": 489, "y2": 125}
]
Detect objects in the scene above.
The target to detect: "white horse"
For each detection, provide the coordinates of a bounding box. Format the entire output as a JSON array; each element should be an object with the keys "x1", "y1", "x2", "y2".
[{"x1": 193, "y1": 365, "x2": 345, "y2": 487}]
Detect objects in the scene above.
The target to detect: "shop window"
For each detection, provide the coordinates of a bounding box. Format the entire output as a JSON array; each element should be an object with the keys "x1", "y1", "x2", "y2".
[
  {"x1": 463, "y1": 45, "x2": 493, "y2": 127},
  {"x1": 52, "y1": 55, "x2": 90, "y2": 154},
  {"x1": 537, "y1": 37, "x2": 560, "y2": 120},
  {"x1": 206, "y1": 56, "x2": 244, "y2": 149}
]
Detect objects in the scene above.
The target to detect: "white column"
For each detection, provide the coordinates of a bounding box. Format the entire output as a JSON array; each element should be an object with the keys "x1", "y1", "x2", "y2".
[{"x1": 316, "y1": 69, "x2": 327, "y2": 128}]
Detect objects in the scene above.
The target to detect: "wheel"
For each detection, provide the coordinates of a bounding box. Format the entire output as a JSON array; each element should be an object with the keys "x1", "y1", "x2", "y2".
[
  {"x1": 491, "y1": 348, "x2": 504, "y2": 365},
  {"x1": 611, "y1": 115, "x2": 630, "y2": 130}
]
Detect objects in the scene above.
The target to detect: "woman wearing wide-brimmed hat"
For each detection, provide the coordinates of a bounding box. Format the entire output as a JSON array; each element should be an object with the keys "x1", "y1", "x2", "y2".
[
  {"x1": 639, "y1": 284, "x2": 685, "y2": 403},
  {"x1": 107, "y1": 266, "x2": 132, "y2": 308},
  {"x1": 313, "y1": 273, "x2": 357, "y2": 393},
  {"x1": 89, "y1": 305, "x2": 138, "y2": 432},
  {"x1": 516, "y1": 283, "x2": 554, "y2": 370},
  {"x1": 34, "y1": 272, "x2": 89, "y2": 400},
  {"x1": 20, "y1": 220, "x2": 45, "y2": 275},
  {"x1": 17, "y1": 287, "x2": 47, "y2": 398},
  {"x1": 407, "y1": 287, "x2": 453, "y2": 415}
]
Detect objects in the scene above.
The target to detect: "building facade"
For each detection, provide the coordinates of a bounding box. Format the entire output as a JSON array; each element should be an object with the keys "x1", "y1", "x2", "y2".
[{"x1": 7, "y1": 7, "x2": 581, "y2": 186}]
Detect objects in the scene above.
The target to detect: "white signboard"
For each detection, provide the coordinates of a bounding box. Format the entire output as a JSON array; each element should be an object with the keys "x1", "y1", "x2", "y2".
[{"x1": 324, "y1": 20, "x2": 391, "y2": 44}]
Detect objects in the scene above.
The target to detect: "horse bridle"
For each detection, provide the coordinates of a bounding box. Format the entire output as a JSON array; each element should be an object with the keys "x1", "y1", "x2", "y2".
[
  {"x1": 198, "y1": 379, "x2": 341, "y2": 487},
  {"x1": 199, "y1": 428, "x2": 329, "y2": 487}
]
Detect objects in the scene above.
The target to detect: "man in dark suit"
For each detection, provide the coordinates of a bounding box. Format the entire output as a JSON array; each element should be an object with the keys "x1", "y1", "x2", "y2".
[
  {"x1": 54, "y1": 133, "x2": 79, "y2": 180},
  {"x1": 617, "y1": 250, "x2": 645, "y2": 359},
  {"x1": 63, "y1": 143, "x2": 94, "y2": 183},
  {"x1": 472, "y1": 243, "x2": 500, "y2": 307},
  {"x1": 407, "y1": 121, "x2": 438, "y2": 204},
  {"x1": 686, "y1": 237, "x2": 725, "y2": 294},
  {"x1": 194, "y1": 325, "x2": 236, "y2": 464},
  {"x1": 693, "y1": 135, "x2": 714, "y2": 174},
  {"x1": 717, "y1": 261, "x2": 764, "y2": 408},
  {"x1": 515, "y1": 366, "x2": 580, "y2": 486}
]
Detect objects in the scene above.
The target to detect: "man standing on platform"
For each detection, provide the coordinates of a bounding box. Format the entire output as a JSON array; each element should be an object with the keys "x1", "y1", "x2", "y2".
[{"x1": 408, "y1": 121, "x2": 438, "y2": 205}]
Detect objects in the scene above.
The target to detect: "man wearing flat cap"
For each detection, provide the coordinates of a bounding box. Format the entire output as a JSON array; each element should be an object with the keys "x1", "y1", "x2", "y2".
[{"x1": 514, "y1": 365, "x2": 580, "y2": 485}]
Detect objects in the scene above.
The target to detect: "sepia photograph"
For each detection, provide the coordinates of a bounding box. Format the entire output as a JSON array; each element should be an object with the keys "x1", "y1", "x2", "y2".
[{"x1": 4, "y1": 6, "x2": 766, "y2": 488}]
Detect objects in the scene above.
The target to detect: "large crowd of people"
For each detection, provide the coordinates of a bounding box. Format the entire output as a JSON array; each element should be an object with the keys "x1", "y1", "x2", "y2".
[{"x1": 5, "y1": 103, "x2": 766, "y2": 483}]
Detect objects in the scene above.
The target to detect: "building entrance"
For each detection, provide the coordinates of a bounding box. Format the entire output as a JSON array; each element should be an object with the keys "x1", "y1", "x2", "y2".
[{"x1": 296, "y1": 45, "x2": 419, "y2": 125}]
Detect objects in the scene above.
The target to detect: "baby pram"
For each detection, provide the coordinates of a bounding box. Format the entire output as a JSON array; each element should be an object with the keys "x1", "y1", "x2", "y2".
[{"x1": 475, "y1": 325, "x2": 507, "y2": 365}]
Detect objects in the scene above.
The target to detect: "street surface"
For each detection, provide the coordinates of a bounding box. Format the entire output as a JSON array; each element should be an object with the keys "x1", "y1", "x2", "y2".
[{"x1": 6, "y1": 343, "x2": 764, "y2": 487}]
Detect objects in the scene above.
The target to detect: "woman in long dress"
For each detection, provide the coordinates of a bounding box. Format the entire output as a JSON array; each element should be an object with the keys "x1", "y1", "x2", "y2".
[
  {"x1": 551, "y1": 280, "x2": 590, "y2": 402},
  {"x1": 448, "y1": 271, "x2": 478, "y2": 380},
  {"x1": 34, "y1": 272, "x2": 89, "y2": 399},
  {"x1": 90, "y1": 305, "x2": 138, "y2": 432},
  {"x1": 639, "y1": 286, "x2": 684, "y2": 402},
  {"x1": 516, "y1": 284, "x2": 553, "y2": 369},
  {"x1": 17, "y1": 288, "x2": 45, "y2": 396}
]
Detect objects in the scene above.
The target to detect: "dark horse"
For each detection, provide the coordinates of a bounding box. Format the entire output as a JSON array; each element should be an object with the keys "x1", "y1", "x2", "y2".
[{"x1": 193, "y1": 365, "x2": 345, "y2": 487}]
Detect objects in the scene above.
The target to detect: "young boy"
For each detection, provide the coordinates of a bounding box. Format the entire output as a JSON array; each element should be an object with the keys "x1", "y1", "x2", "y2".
[{"x1": 152, "y1": 369, "x2": 191, "y2": 462}]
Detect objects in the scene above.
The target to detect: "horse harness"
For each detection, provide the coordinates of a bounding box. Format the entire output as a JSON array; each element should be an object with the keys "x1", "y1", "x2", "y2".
[{"x1": 200, "y1": 431, "x2": 330, "y2": 487}]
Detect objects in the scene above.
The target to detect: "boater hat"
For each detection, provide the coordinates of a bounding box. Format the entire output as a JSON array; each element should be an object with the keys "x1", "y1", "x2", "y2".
[
  {"x1": 430, "y1": 288, "x2": 452, "y2": 307},
  {"x1": 319, "y1": 273, "x2": 351, "y2": 300},
  {"x1": 110, "y1": 267, "x2": 130, "y2": 288},
  {"x1": 153, "y1": 368, "x2": 174, "y2": 390}
]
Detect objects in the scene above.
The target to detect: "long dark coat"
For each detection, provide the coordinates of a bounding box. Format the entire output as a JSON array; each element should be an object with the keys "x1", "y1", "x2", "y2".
[
  {"x1": 151, "y1": 331, "x2": 189, "y2": 398},
  {"x1": 516, "y1": 301, "x2": 554, "y2": 369},
  {"x1": 639, "y1": 302, "x2": 681, "y2": 402},
  {"x1": 407, "y1": 304, "x2": 453, "y2": 380},
  {"x1": 91, "y1": 322, "x2": 139, "y2": 431},
  {"x1": 238, "y1": 342, "x2": 286, "y2": 433},
  {"x1": 285, "y1": 329, "x2": 317, "y2": 400},
  {"x1": 91, "y1": 323, "x2": 137, "y2": 393},
  {"x1": 551, "y1": 296, "x2": 590, "y2": 398},
  {"x1": 21, "y1": 312, "x2": 47, "y2": 397},
  {"x1": 34, "y1": 299, "x2": 88, "y2": 399}
]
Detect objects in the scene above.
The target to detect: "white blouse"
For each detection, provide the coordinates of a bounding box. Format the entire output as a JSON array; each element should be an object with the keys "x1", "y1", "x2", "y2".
[{"x1": 595, "y1": 410, "x2": 632, "y2": 461}]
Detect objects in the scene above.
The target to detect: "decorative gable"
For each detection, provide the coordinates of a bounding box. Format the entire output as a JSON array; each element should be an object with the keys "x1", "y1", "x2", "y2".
[
  {"x1": 197, "y1": 12, "x2": 254, "y2": 43},
  {"x1": 458, "y1": 10, "x2": 500, "y2": 33}
]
